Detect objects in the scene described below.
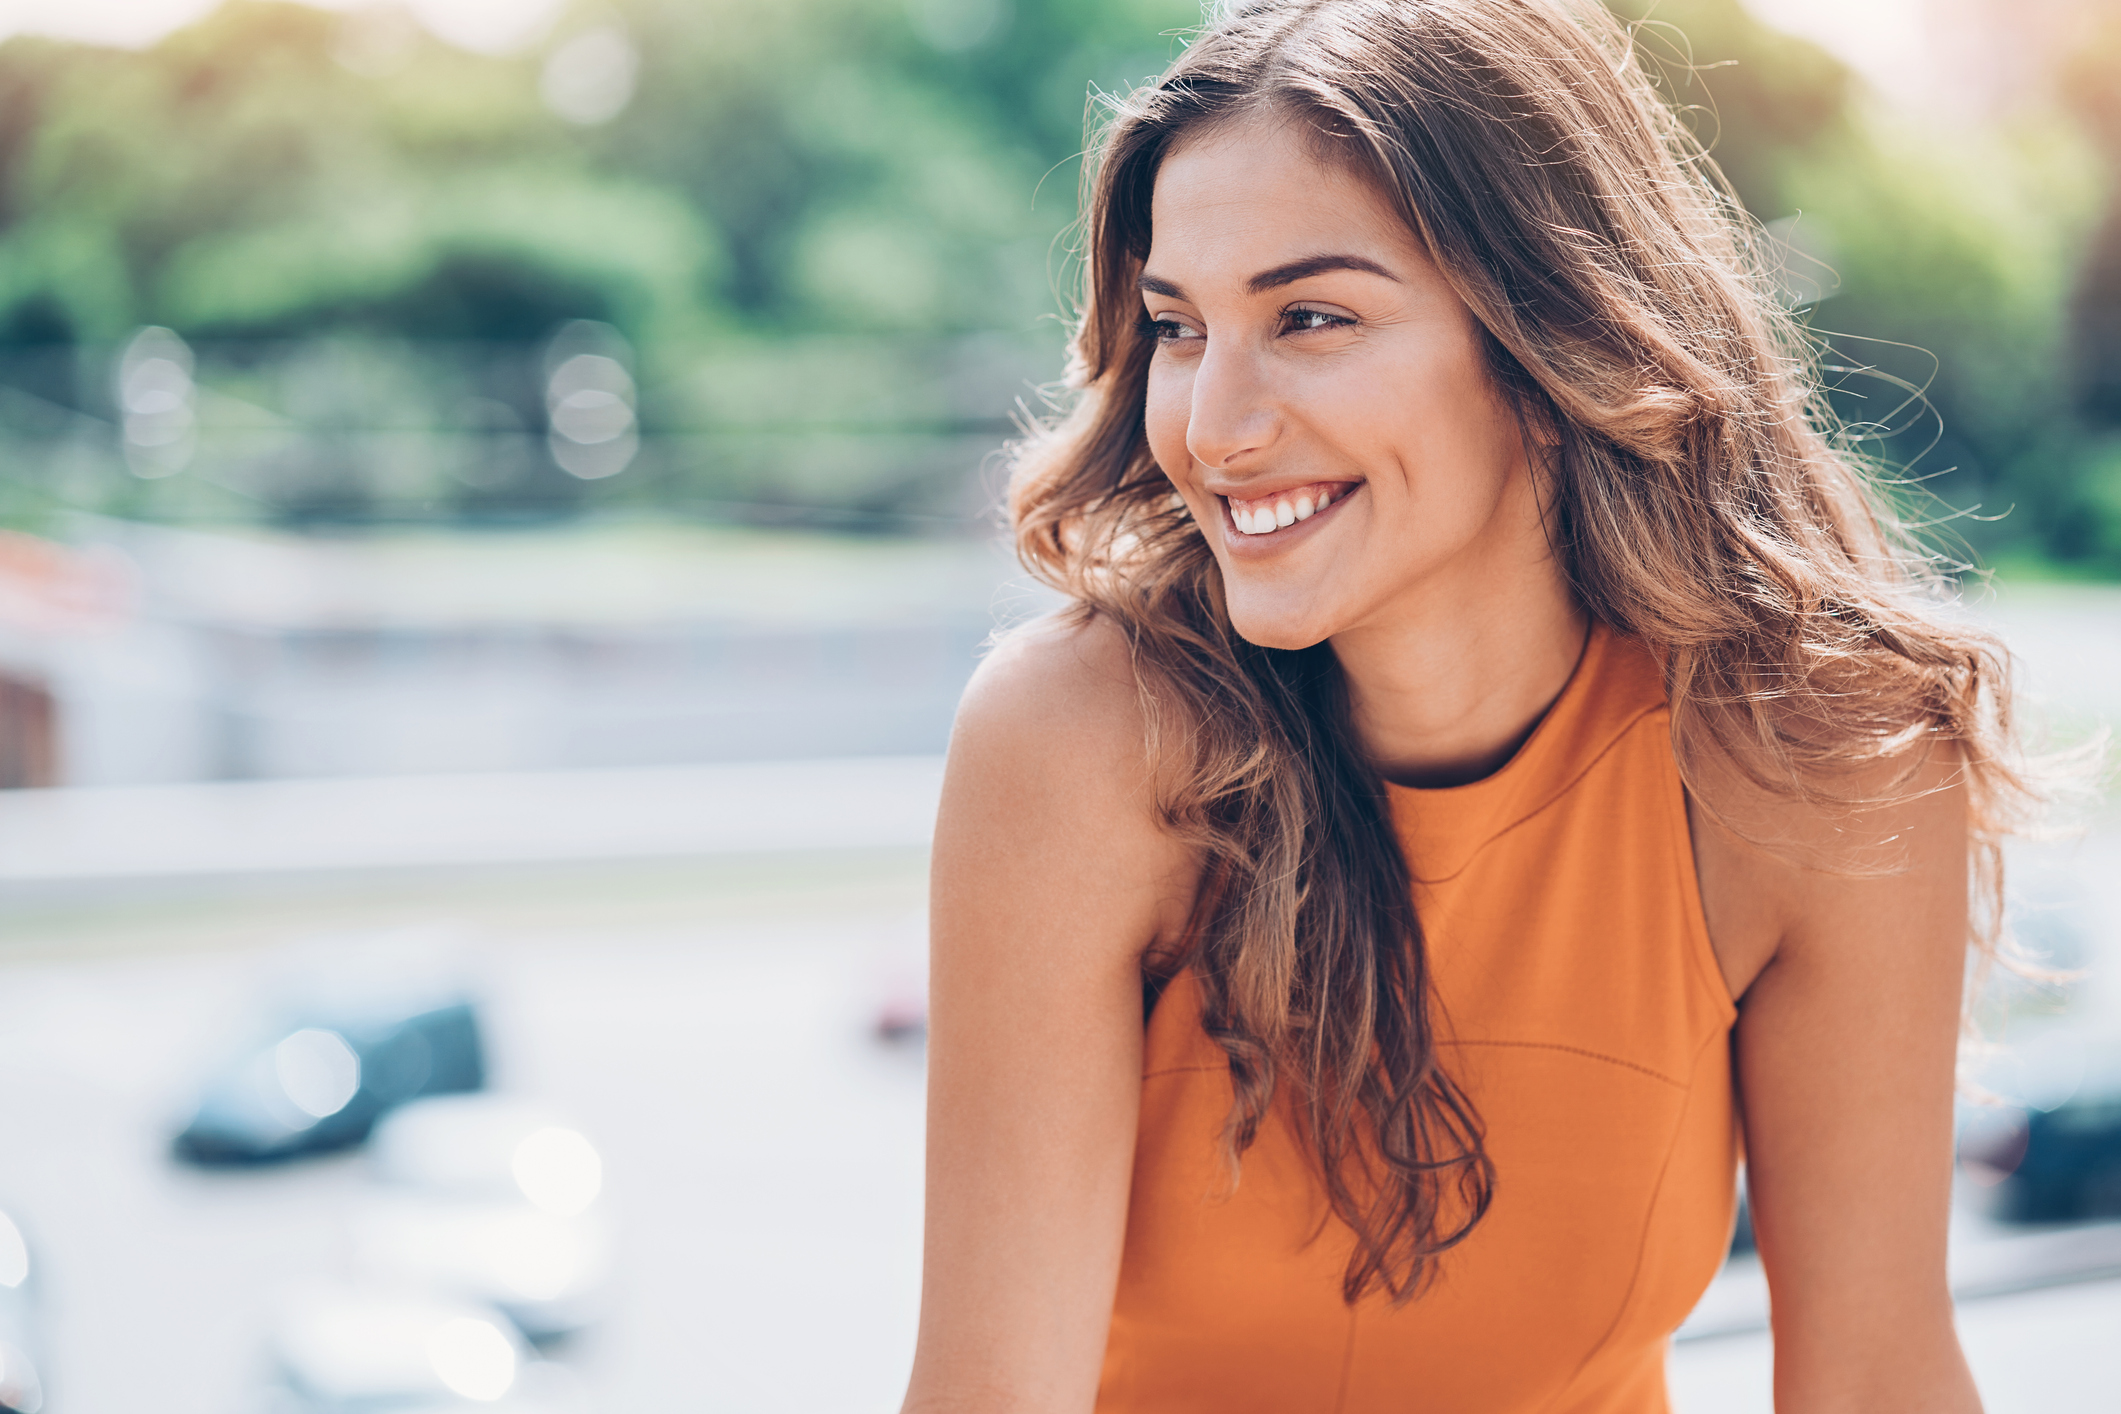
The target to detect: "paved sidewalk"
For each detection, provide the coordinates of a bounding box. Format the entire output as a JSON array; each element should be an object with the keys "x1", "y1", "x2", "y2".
[
  {"x1": 1671, "y1": 1278, "x2": 2121, "y2": 1412},
  {"x1": 6, "y1": 843, "x2": 2119, "y2": 1414},
  {"x1": 0, "y1": 575, "x2": 2112, "y2": 1410},
  {"x1": 0, "y1": 756, "x2": 945, "y2": 892}
]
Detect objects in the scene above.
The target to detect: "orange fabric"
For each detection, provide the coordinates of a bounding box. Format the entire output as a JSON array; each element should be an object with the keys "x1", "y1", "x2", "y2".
[{"x1": 1098, "y1": 623, "x2": 1741, "y2": 1413}]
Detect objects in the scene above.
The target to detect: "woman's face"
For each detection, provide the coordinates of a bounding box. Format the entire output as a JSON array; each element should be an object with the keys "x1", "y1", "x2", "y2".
[{"x1": 1141, "y1": 116, "x2": 1542, "y2": 650}]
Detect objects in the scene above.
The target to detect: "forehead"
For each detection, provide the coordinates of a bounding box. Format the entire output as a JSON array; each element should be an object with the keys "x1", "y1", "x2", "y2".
[{"x1": 1146, "y1": 115, "x2": 1423, "y2": 281}]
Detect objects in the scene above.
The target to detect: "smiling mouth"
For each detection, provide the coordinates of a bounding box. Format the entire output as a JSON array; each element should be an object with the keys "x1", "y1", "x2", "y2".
[{"x1": 1222, "y1": 480, "x2": 1361, "y2": 537}]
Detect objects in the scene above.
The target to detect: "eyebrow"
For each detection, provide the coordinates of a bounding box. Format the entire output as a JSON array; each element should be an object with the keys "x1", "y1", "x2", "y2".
[{"x1": 1138, "y1": 253, "x2": 1401, "y2": 301}]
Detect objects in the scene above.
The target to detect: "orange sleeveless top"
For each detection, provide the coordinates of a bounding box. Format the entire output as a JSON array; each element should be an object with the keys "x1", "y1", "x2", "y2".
[{"x1": 1099, "y1": 623, "x2": 1740, "y2": 1413}]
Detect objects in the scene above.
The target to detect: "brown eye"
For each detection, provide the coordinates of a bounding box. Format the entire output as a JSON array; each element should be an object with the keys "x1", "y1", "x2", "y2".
[{"x1": 1282, "y1": 308, "x2": 1352, "y2": 334}]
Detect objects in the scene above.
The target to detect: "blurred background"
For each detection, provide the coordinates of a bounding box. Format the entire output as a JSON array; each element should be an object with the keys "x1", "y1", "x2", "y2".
[{"x1": 0, "y1": 0, "x2": 2116, "y2": 1409}]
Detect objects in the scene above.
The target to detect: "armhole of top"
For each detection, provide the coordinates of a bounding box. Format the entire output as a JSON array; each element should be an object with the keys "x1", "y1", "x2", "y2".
[
  {"x1": 1663, "y1": 719, "x2": 1742, "y2": 1025},
  {"x1": 1142, "y1": 966, "x2": 1176, "y2": 1025}
]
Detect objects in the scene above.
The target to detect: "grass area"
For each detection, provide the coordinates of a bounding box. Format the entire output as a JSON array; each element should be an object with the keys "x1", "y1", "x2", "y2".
[
  {"x1": 1985, "y1": 553, "x2": 2121, "y2": 586},
  {"x1": 0, "y1": 848, "x2": 930, "y2": 964}
]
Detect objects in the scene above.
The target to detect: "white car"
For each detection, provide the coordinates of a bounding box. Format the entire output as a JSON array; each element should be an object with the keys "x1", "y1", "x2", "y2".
[
  {"x1": 0, "y1": 1206, "x2": 40, "y2": 1414},
  {"x1": 357, "y1": 1096, "x2": 615, "y2": 1341},
  {"x1": 269, "y1": 1284, "x2": 568, "y2": 1411}
]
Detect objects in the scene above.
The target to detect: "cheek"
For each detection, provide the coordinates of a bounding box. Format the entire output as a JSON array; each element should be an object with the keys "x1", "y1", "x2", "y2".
[
  {"x1": 1142, "y1": 359, "x2": 1191, "y2": 479},
  {"x1": 1362, "y1": 347, "x2": 1518, "y2": 495}
]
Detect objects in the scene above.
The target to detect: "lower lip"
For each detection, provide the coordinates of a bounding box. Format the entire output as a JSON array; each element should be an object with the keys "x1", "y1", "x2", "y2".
[{"x1": 1221, "y1": 484, "x2": 1361, "y2": 553}]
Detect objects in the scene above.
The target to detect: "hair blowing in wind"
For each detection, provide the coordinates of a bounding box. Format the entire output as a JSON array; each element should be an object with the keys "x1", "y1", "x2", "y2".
[{"x1": 1005, "y1": 0, "x2": 2037, "y2": 1305}]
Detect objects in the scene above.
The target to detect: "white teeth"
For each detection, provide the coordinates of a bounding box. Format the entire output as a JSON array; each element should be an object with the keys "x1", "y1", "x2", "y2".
[{"x1": 1229, "y1": 487, "x2": 1347, "y2": 536}]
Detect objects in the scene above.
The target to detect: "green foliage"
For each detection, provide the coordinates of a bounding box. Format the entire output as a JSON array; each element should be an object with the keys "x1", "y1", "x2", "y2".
[
  {"x1": 1618, "y1": 0, "x2": 2114, "y2": 569},
  {"x1": 0, "y1": 0, "x2": 2110, "y2": 564},
  {"x1": 1782, "y1": 116, "x2": 2102, "y2": 544},
  {"x1": 0, "y1": 0, "x2": 1201, "y2": 529},
  {"x1": 0, "y1": 0, "x2": 1199, "y2": 349},
  {"x1": 0, "y1": 4, "x2": 722, "y2": 345},
  {"x1": 1608, "y1": 0, "x2": 1854, "y2": 217},
  {"x1": 2051, "y1": 437, "x2": 2121, "y2": 564}
]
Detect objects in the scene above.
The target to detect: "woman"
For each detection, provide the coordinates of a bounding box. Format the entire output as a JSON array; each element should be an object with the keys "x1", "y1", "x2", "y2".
[{"x1": 906, "y1": 2, "x2": 2032, "y2": 1409}]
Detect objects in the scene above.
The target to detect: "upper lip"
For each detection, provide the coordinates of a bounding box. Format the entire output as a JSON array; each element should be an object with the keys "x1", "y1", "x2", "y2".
[{"x1": 1207, "y1": 477, "x2": 1361, "y2": 503}]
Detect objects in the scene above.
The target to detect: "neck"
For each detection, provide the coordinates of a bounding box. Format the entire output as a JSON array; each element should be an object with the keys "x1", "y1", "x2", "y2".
[{"x1": 1331, "y1": 545, "x2": 1587, "y2": 790}]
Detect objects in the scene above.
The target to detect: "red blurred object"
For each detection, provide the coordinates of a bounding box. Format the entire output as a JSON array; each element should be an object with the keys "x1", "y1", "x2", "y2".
[
  {"x1": 0, "y1": 531, "x2": 134, "y2": 636},
  {"x1": 875, "y1": 990, "x2": 928, "y2": 1046},
  {"x1": 0, "y1": 676, "x2": 53, "y2": 789},
  {"x1": 0, "y1": 530, "x2": 138, "y2": 788},
  {"x1": 1960, "y1": 1112, "x2": 2033, "y2": 1188}
]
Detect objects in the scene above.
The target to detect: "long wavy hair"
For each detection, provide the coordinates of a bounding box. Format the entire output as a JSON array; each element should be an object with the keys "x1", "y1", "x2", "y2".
[{"x1": 1006, "y1": 0, "x2": 2037, "y2": 1305}]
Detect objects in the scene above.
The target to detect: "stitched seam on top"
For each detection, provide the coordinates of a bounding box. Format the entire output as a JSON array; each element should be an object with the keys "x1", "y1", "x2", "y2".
[
  {"x1": 1440, "y1": 1038, "x2": 1686, "y2": 1089},
  {"x1": 1410, "y1": 701, "x2": 1668, "y2": 884},
  {"x1": 1662, "y1": 741, "x2": 1742, "y2": 1026},
  {"x1": 1140, "y1": 1063, "x2": 1228, "y2": 1081},
  {"x1": 1534, "y1": 1021, "x2": 1729, "y2": 1414}
]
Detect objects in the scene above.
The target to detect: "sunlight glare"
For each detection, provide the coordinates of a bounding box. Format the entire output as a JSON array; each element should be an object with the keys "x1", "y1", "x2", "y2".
[{"x1": 512, "y1": 1126, "x2": 603, "y2": 1216}]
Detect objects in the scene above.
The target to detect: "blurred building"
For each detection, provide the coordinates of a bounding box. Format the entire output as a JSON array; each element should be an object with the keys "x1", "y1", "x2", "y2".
[
  {"x1": 0, "y1": 519, "x2": 1031, "y2": 786},
  {"x1": 0, "y1": 529, "x2": 135, "y2": 786},
  {"x1": 0, "y1": 675, "x2": 53, "y2": 787}
]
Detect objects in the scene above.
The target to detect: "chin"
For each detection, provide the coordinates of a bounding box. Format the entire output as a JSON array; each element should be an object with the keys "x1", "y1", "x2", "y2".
[{"x1": 1223, "y1": 595, "x2": 1339, "y2": 653}]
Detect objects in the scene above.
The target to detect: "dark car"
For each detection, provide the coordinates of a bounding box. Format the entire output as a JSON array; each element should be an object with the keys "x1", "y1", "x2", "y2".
[
  {"x1": 1962, "y1": 1035, "x2": 2121, "y2": 1224},
  {"x1": 2000, "y1": 1088, "x2": 2121, "y2": 1223},
  {"x1": 175, "y1": 999, "x2": 484, "y2": 1166}
]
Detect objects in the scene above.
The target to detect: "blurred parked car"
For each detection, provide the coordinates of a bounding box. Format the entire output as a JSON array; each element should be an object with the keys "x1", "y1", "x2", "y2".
[
  {"x1": 0, "y1": 1205, "x2": 42, "y2": 1414},
  {"x1": 268, "y1": 1285, "x2": 540, "y2": 1412},
  {"x1": 2000, "y1": 1093, "x2": 2121, "y2": 1223},
  {"x1": 358, "y1": 1096, "x2": 613, "y2": 1341},
  {"x1": 1963, "y1": 1035, "x2": 2121, "y2": 1223},
  {"x1": 174, "y1": 1000, "x2": 484, "y2": 1166}
]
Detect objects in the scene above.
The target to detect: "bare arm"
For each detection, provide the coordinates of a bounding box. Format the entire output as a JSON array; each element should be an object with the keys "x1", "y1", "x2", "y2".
[
  {"x1": 1694, "y1": 749, "x2": 1980, "y2": 1414},
  {"x1": 902, "y1": 617, "x2": 1196, "y2": 1414}
]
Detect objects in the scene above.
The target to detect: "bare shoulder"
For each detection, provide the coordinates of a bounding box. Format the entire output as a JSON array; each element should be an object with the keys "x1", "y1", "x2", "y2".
[
  {"x1": 955, "y1": 608, "x2": 1149, "y2": 763},
  {"x1": 939, "y1": 608, "x2": 1198, "y2": 959},
  {"x1": 1688, "y1": 728, "x2": 1969, "y2": 1002},
  {"x1": 912, "y1": 609, "x2": 1178, "y2": 1410},
  {"x1": 1718, "y1": 734, "x2": 1978, "y2": 1406}
]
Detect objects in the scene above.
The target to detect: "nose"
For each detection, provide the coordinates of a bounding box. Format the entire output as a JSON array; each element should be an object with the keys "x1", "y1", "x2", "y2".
[{"x1": 1183, "y1": 340, "x2": 1279, "y2": 472}]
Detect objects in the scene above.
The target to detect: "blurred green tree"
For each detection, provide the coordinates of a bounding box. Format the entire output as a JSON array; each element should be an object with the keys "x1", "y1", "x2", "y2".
[
  {"x1": 0, "y1": 0, "x2": 1199, "y2": 351},
  {"x1": 0, "y1": 4, "x2": 720, "y2": 348},
  {"x1": 0, "y1": 0, "x2": 2108, "y2": 566},
  {"x1": 1619, "y1": 0, "x2": 2112, "y2": 571}
]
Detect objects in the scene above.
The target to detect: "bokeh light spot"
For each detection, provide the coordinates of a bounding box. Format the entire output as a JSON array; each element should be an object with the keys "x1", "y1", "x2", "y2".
[
  {"x1": 274, "y1": 1029, "x2": 362, "y2": 1119},
  {"x1": 512, "y1": 1126, "x2": 602, "y2": 1216},
  {"x1": 541, "y1": 27, "x2": 638, "y2": 126},
  {"x1": 426, "y1": 1315, "x2": 516, "y2": 1401}
]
